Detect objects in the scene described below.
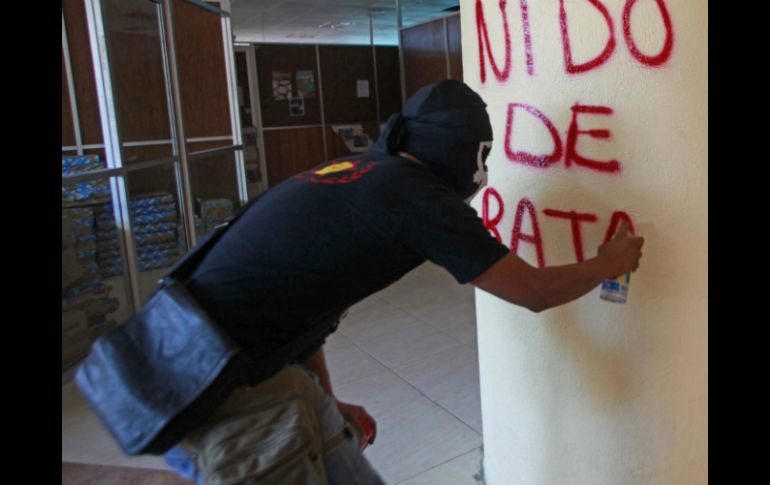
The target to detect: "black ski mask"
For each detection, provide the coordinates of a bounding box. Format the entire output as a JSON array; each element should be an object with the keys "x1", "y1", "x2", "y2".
[{"x1": 373, "y1": 80, "x2": 493, "y2": 199}]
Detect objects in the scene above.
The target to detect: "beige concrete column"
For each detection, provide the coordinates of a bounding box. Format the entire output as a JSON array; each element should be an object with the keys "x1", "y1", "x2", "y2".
[{"x1": 461, "y1": 1, "x2": 707, "y2": 483}]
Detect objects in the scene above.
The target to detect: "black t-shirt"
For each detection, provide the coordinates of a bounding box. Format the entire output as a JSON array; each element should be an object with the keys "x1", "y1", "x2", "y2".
[{"x1": 186, "y1": 150, "x2": 509, "y2": 366}]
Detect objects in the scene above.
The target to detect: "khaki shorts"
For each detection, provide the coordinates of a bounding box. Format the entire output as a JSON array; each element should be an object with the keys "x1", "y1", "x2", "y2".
[{"x1": 177, "y1": 365, "x2": 342, "y2": 485}]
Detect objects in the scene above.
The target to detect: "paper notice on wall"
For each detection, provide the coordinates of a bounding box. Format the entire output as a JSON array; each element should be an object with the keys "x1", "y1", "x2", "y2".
[
  {"x1": 297, "y1": 70, "x2": 316, "y2": 98},
  {"x1": 272, "y1": 71, "x2": 291, "y2": 100},
  {"x1": 332, "y1": 124, "x2": 373, "y2": 153},
  {"x1": 356, "y1": 80, "x2": 370, "y2": 98}
]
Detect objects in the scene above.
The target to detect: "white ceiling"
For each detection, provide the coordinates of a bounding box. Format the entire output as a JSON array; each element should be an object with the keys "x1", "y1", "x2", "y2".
[{"x1": 230, "y1": 0, "x2": 461, "y2": 46}]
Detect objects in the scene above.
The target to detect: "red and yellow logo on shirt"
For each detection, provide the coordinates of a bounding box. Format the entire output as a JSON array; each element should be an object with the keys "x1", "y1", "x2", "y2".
[{"x1": 296, "y1": 160, "x2": 376, "y2": 184}]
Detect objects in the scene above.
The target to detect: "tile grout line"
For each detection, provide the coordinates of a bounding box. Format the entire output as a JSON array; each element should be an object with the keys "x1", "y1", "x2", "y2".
[
  {"x1": 336, "y1": 271, "x2": 485, "y2": 480},
  {"x1": 433, "y1": 398, "x2": 484, "y2": 437},
  {"x1": 374, "y1": 294, "x2": 473, "y2": 348},
  {"x1": 392, "y1": 446, "x2": 484, "y2": 485},
  {"x1": 410, "y1": 310, "x2": 474, "y2": 348},
  {"x1": 339, "y1": 308, "x2": 471, "y2": 367},
  {"x1": 334, "y1": 336, "x2": 482, "y2": 433},
  {"x1": 337, "y1": 326, "x2": 483, "y2": 438},
  {"x1": 337, "y1": 268, "x2": 483, "y2": 426},
  {"x1": 336, "y1": 330, "x2": 483, "y2": 439},
  {"x1": 335, "y1": 333, "x2": 439, "y2": 405},
  {"x1": 377, "y1": 282, "x2": 478, "y2": 343}
]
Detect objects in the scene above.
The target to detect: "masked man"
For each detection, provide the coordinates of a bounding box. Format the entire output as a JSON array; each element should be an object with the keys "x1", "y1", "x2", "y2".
[{"x1": 164, "y1": 80, "x2": 643, "y2": 484}]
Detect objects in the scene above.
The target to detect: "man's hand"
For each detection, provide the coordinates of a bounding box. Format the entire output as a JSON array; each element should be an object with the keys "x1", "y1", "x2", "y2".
[
  {"x1": 336, "y1": 400, "x2": 377, "y2": 448},
  {"x1": 473, "y1": 220, "x2": 646, "y2": 312},
  {"x1": 597, "y1": 221, "x2": 645, "y2": 278}
]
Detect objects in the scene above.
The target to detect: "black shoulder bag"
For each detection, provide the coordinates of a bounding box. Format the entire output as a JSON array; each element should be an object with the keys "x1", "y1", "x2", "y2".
[{"x1": 75, "y1": 197, "x2": 261, "y2": 456}]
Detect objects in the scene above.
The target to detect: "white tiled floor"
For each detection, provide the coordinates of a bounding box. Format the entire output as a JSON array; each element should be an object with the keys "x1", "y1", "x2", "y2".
[{"x1": 62, "y1": 262, "x2": 484, "y2": 484}]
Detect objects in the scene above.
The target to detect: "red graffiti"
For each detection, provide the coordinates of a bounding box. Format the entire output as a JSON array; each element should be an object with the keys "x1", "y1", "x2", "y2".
[
  {"x1": 559, "y1": 0, "x2": 616, "y2": 74},
  {"x1": 519, "y1": 0, "x2": 535, "y2": 75},
  {"x1": 543, "y1": 209, "x2": 598, "y2": 262},
  {"x1": 476, "y1": 0, "x2": 512, "y2": 83},
  {"x1": 475, "y1": 0, "x2": 674, "y2": 78},
  {"x1": 511, "y1": 198, "x2": 546, "y2": 268},
  {"x1": 505, "y1": 102, "x2": 619, "y2": 173},
  {"x1": 505, "y1": 103, "x2": 563, "y2": 168},
  {"x1": 603, "y1": 211, "x2": 636, "y2": 242},
  {"x1": 482, "y1": 188, "x2": 636, "y2": 265},
  {"x1": 565, "y1": 104, "x2": 620, "y2": 173},
  {"x1": 482, "y1": 186, "x2": 505, "y2": 243},
  {"x1": 623, "y1": 0, "x2": 674, "y2": 67}
]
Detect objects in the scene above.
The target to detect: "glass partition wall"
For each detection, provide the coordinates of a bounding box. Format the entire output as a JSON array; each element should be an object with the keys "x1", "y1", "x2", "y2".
[{"x1": 62, "y1": 0, "x2": 245, "y2": 373}]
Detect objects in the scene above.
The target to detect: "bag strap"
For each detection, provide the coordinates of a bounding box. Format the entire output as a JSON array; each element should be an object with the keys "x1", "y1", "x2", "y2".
[
  {"x1": 323, "y1": 424, "x2": 351, "y2": 453},
  {"x1": 161, "y1": 193, "x2": 265, "y2": 286},
  {"x1": 157, "y1": 190, "x2": 346, "y2": 385}
]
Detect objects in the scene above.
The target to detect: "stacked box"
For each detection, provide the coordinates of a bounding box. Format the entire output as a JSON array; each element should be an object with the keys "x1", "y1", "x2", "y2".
[
  {"x1": 198, "y1": 198, "x2": 235, "y2": 235},
  {"x1": 62, "y1": 155, "x2": 111, "y2": 204},
  {"x1": 199, "y1": 197, "x2": 234, "y2": 223},
  {"x1": 62, "y1": 201, "x2": 118, "y2": 370},
  {"x1": 62, "y1": 310, "x2": 90, "y2": 368},
  {"x1": 95, "y1": 192, "x2": 182, "y2": 277},
  {"x1": 62, "y1": 207, "x2": 103, "y2": 304},
  {"x1": 62, "y1": 295, "x2": 121, "y2": 369},
  {"x1": 62, "y1": 155, "x2": 102, "y2": 173}
]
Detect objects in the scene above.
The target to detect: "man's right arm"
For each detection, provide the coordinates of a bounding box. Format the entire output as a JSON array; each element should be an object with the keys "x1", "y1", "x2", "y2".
[{"x1": 472, "y1": 221, "x2": 644, "y2": 312}]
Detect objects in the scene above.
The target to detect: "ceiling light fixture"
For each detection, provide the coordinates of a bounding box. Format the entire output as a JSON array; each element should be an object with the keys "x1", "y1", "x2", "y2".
[{"x1": 318, "y1": 20, "x2": 356, "y2": 29}]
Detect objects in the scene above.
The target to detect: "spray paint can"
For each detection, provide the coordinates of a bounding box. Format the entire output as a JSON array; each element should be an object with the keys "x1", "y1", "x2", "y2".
[{"x1": 600, "y1": 272, "x2": 630, "y2": 303}]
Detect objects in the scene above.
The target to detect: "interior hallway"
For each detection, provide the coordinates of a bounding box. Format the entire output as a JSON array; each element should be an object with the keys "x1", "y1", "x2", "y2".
[{"x1": 62, "y1": 262, "x2": 485, "y2": 484}]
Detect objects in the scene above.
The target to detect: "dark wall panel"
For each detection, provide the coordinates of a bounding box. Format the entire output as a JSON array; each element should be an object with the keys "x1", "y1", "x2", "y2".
[
  {"x1": 401, "y1": 18, "x2": 447, "y2": 98},
  {"x1": 123, "y1": 144, "x2": 174, "y2": 166},
  {"x1": 190, "y1": 155, "x2": 239, "y2": 201},
  {"x1": 188, "y1": 142, "x2": 240, "y2": 200},
  {"x1": 174, "y1": 0, "x2": 231, "y2": 138},
  {"x1": 255, "y1": 45, "x2": 322, "y2": 128},
  {"x1": 319, "y1": 45, "x2": 377, "y2": 124},
  {"x1": 376, "y1": 46, "x2": 402, "y2": 119},
  {"x1": 447, "y1": 14, "x2": 463, "y2": 81},
  {"x1": 253, "y1": 43, "x2": 402, "y2": 188},
  {"x1": 63, "y1": 0, "x2": 231, "y2": 149},
  {"x1": 263, "y1": 128, "x2": 326, "y2": 186},
  {"x1": 124, "y1": 145, "x2": 176, "y2": 197},
  {"x1": 63, "y1": 0, "x2": 103, "y2": 146},
  {"x1": 103, "y1": 0, "x2": 171, "y2": 143},
  {"x1": 83, "y1": 148, "x2": 107, "y2": 161},
  {"x1": 124, "y1": 145, "x2": 239, "y2": 202}
]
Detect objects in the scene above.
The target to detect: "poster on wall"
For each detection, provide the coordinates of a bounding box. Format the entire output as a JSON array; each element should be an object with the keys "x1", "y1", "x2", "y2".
[
  {"x1": 289, "y1": 97, "x2": 305, "y2": 116},
  {"x1": 297, "y1": 70, "x2": 316, "y2": 98},
  {"x1": 272, "y1": 71, "x2": 292, "y2": 100},
  {"x1": 332, "y1": 124, "x2": 373, "y2": 152}
]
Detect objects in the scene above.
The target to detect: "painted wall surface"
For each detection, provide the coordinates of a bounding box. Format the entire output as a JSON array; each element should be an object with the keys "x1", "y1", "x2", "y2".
[{"x1": 461, "y1": 1, "x2": 706, "y2": 484}]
